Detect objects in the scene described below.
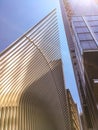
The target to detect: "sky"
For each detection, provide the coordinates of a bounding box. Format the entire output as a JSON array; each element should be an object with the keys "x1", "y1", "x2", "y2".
[
  {"x1": 0, "y1": 0, "x2": 81, "y2": 110},
  {"x1": 0, "y1": 0, "x2": 58, "y2": 52}
]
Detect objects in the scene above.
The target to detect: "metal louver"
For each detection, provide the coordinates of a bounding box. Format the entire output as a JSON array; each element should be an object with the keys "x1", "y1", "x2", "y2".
[{"x1": 0, "y1": 9, "x2": 67, "y2": 130}]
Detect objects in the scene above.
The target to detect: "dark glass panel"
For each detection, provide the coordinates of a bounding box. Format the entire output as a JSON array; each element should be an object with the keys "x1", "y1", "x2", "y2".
[
  {"x1": 80, "y1": 40, "x2": 97, "y2": 50},
  {"x1": 76, "y1": 27, "x2": 89, "y2": 33},
  {"x1": 74, "y1": 21, "x2": 86, "y2": 27},
  {"x1": 88, "y1": 21, "x2": 98, "y2": 26},
  {"x1": 78, "y1": 33, "x2": 93, "y2": 41},
  {"x1": 91, "y1": 26, "x2": 98, "y2": 32}
]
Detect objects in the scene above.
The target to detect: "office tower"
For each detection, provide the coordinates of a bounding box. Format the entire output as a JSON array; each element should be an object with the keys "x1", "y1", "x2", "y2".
[
  {"x1": 65, "y1": 89, "x2": 81, "y2": 130},
  {"x1": 60, "y1": 0, "x2": 98, "y2": 129},
  {"x1": 72, "y1": 15, "x2": 98, "y2": 130},
  {"x1": 0, "y1": 9, "x2": 69, "y2": 130}
]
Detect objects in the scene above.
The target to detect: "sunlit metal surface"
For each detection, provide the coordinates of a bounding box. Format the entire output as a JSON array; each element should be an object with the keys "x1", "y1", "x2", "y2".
[{"x1": 0, "y1": 9, "x2": 67, "y2": 130}]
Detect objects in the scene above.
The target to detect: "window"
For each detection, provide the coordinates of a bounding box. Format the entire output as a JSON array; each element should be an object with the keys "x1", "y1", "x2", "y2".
[
  {"x1": 74, "y1": 21, "x2": 86, "y2": 27},
  {"x1": 86, "y1": 16, "x2": 98, "y2": 21},
  {"x1": 95, "y1": 32, "x2": 98, "y2": 41},
  {"x1": 91, "y1": 26, "x2": 98, "y2": 32},
  {"x1": 80, "y1": 40, "x2": 97, "y2": 50},
  {"x1": 75, "y1": 27, "x2": 89, "y2": 33},
  {"x1": 93, "y1": 79, "x2": 98, "y2": 84},
  {"x1": 88, "y1": 21, "x2": 98, "y2": 26},
  {"x1": 78, "y1": 33, "x2": 93, "y2": 41}
]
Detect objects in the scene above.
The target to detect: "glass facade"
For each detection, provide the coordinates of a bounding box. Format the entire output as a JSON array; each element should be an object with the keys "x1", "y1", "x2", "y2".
[
  {"x1": 72, "y1": 16, "x2": 98, "y2": 51},
  {"x1": 72, "y1": 16, "x2": 98, "y2": 130},
  {"x1": 85, "y1": 15, "x2": 98, "y2": 43},
  {"x1": 59, "y1": 0, "x2": 98, "y2": 129}
]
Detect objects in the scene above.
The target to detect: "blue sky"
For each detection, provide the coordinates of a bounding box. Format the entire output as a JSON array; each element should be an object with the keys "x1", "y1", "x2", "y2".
[
  {"x1": 0, "y1": 0, "x2": 58, "y2": 52},
  {"x1": 0, "y1": 0, "x2": 81, "y2": 110}
]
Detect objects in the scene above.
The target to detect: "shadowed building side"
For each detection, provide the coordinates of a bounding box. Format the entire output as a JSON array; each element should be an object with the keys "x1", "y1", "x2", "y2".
[{"x1": 65, "y1": 89, "x2": 81, "y2": 130}]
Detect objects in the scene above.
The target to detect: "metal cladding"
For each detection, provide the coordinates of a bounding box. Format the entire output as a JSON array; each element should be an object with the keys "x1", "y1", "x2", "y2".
[{"x1": 0, "y1": 9, "x2": 67, "y2": 130}]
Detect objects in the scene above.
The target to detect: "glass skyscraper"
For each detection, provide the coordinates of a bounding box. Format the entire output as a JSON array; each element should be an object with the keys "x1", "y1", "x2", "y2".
[
  {"x1": 72, "y1": 15, "x2": 98, "y2": 130},
  {"x1": 59, "y1": 0, "x2": 98, "y2": 129}
]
